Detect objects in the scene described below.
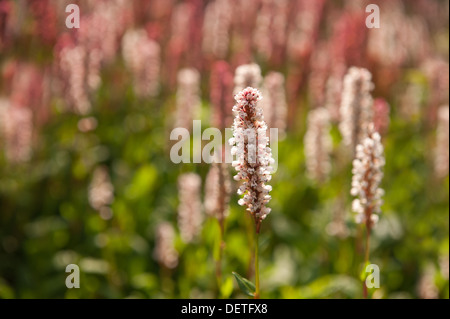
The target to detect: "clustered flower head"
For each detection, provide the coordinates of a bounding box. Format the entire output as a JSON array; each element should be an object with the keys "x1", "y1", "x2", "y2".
[
  {"x1": 205, "y1": 153, "x2": 232, "y2": 221},
  {"x1": 287, "y1": 0, "x2": 325, "y2": 60},
  {"x1": 435, "y1": 105, "x2": 449, "y2": 178},
  {"x1": 202, "y1": 0, "x2": 232, "y2": 59},
  {"x1": 54, "y1": 1, "x2": 132, "y2": 114},
  {"x1": 261, "y1": 72, "x2": 287, "y2": 138},
  {"x1": 154, "y1": 222, "x2": 179, "y2": 269},
  {"x1": 367, "y1": 2, "x2": 430, "y2": 68},
  {"x1": 2, "y1": 103, "x2": 33, "y2": 164},
  {"x1": 325, "y1": 71, "x2": 344, "y2": 123},
  {"x1": 88, "y1": 166, "x2": 114, "y2": 220},
  {"x1": 351, "y1": 124, "x2": 385, "y2": 227},
  {"x1": 77, "y1": 116, "x2": 98, "y2": 133},
  {"x1": 78, "y1": 0, "x2": 130, "y2": 64},
  {"x1": 174, "y1": 68, "x2": 201, "y2": 130},
  {"x1": 309, "y1": 44, "x2": 331, "y2": 108},
  {"x1": 229, "y1": 87, "x2": 274, "y2": 232},
  {"x1": 122, "y1": 29, "x2": 161, "y2": 97},
  {"x1": 166, "y1": 2, "x2": 193, "y2": 89},
  {"x1": 326, "y1": 199, "x2": 349, "y2": 239},
  {"x1": 8, "y1": 63, "x2": 44, "y2": 111},
  {"x1": 339, "y1": 67, "x2": 374, "y2": 150},
  {"x1": 59, "y1": 45, "x2": 91, "y2": 115},
  {"x1": 253, "y1": 0, "x2": 289, "y2": 64},
  {"x1": 304, "y1": 107, "x2": 332, "y2": 182},
  {"x1": 233, "y1": 64, "x2": 263, "y2": 95},
  {"x1": 422, "y1": 58, "x2": 449, "y2": 111},
  {"x1": 210, "y1": 61, "x2": 233, "y2": 130},
  {"x1": 27, "y1": 0, "x2": 58, "y2": 45},
  {"x1": 177, "y1": 173, "x2": 203, "y2": 243},
  {"x1": 417, "y1": 265, "x2": 439, "y2": 299}
]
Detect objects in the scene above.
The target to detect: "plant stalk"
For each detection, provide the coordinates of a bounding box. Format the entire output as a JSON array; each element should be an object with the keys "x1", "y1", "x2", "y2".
[
  {"x1": 216, "y1": 218, "x2": 225, "y2": 296},
  {"x1": 363, "y1": 221, "x2": 372, "y2": 299},
  {"x1": 254, "y1": 231, "x2": 260, "y2": 299}
]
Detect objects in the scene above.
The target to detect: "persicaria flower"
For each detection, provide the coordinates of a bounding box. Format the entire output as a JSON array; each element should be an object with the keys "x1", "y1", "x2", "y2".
[
  {"x1": 154, "y1": 222, "x2": 179, "y2": 269},
  {"x1": 174, "y1": 68, "x2": 201, "y2": 130},
  {"x1": 287, "y1": 0, "x2": 325, "y2": 60},
  {"x1": 326, "y1": 199, "x2": 349, "y2": 239},
  {"x1": 79, "y1": 1, "x2": 130, "y2": 64},
  {"x1": 233, "y1": 64, "x2": 262, "y2": 95},
  {"x1": 166, "y1": 3, "x2": 192, "y2": 89},
  {"x1": 177, "y1": 173, "x2": 203, "y2": 243},
  {"x1": 253, "y1": 0, "x2": 289, "y2": 64},
  {"x1": 308, "y1": 43, "x2": 331, "y2": 108},
  {"x1": 210, "y1": 61, "x2": 233, "y2": 130},
  {"x1": 351, "y1": 124, "x2": 385, "y2": 227},
  {"x1": 330, "y1": 10, "x2": 367, "y2": 67},
  {"x1": 261, "y1": 72, "x2": 287, "y2": 138},
  {"x1": 202, "y1": 0, "x2": 232, "y2": 59},
  {"x1": 8, "y1": 63, "x2": 44, "y2": 111},
  {"x1": 88, "y1": 166, "x2": 114, "y2": 214},
  {"x1": 77, "y1": 117, "x2": 98, "y2": 133},
  {"x1": 304, "y1": 107, "x2": 332, "y2": 182},
  {"x1": 205, "y1": 153, "x2": 232, "y2": 221},
  {"x1": 59, "y1": 45, "x2": 91, "y2": 115},
  {"x1": 339, "y1": 67, "x2": 374, "y2": 150},
  {"x1": 28, "y1": 0, "x2": 58, "y2": 45},
  {"x1": 122, "y1": 29, "x2": 161, "y2": 98},
  {"x1": 2, "y1": 104, "x2": 33, "y2": 164},
  {"x1": 229, "y1": 87, "x2": 274, "y2": 233},
  {"x1": 325, "y1": 65, "x2": 346, "y2": 123},
  {"x1": 422, "y1": 59, "x2": 449, "y2": 116},
  {"x1": 417, "y1": 265, "x2": 439, "y2": 299}
]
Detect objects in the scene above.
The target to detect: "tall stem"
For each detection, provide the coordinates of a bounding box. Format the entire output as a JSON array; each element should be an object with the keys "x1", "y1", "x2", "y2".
[
  {"x1": 363, "y1": 221, "x2": 371, "y2": 299},
  {"x1": 254, "y1": 231, "x2": 260, "y2": 299},
  {"x1": 245, "y1": 213, "x2": 255, "y2": 279},
  {"x1": 216, "y1": 219, "x2": 225, "y2": 296}
]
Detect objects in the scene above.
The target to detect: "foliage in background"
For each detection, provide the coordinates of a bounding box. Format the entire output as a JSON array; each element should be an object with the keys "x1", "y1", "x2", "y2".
[{"x1": 0, "y1": 0, "x2": 448, "y2": 299}]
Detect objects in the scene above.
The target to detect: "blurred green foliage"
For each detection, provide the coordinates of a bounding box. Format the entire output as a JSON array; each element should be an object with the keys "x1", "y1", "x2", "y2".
[{"x1": 0, "y1": 0, "x2": 448, "y2": 300}]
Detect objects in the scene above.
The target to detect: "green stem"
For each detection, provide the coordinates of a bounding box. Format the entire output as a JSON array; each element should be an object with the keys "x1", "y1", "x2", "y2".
[
  {"x1": 363, "y1": 222, "x2": 371, "y2": 299},
  {"x1": 245, "y1": 213, "x2": 255, "y2": 279},
  {"x1": 254, "y1": 231, "x2": 260, "y2": 299},
  {"x1": 216, "y1": 219, "x2": 225, "y2": 296}
]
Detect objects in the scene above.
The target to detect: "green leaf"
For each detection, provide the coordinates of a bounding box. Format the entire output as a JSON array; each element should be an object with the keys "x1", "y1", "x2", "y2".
[
  {"x1": 220, "y1": 276, "x2": 234, "y2": 299},
  {"x1": 0, "y1": 278, "x2": 14, "y2": 299},
  {"x1": 232, "y1": 272, "x2": 255, "y2": 297},
  {"x1": 125, "y1": 164, "x2": 158, "y2": 200},
  {"x1": 296, "y1": 275, "x2": 361, "y2": 299}
]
